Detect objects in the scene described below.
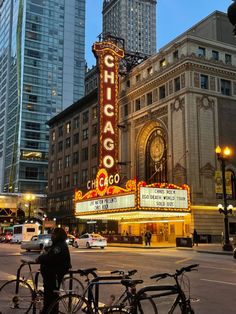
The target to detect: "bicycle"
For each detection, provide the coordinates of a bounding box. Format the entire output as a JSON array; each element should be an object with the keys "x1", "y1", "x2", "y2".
[
  {"x1": 0, "y1": 259, "x2": 84, "y2": 314},
  {"x1": 47, "y1": 268, "x2": 155, "y2": 314},
  {"x1": 104, "y1": 264, "x2": 199, "y2": 314}
]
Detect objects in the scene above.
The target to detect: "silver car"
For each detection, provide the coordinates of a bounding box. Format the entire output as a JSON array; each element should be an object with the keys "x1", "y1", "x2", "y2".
[{"x1": 21, "y1": 234, "x2": 52, "y2": 251}]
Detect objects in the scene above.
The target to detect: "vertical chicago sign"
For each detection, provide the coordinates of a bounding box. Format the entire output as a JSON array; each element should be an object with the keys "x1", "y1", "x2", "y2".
[{"x1": 93, "y1": 42, "x2": 124, "y2": 175}]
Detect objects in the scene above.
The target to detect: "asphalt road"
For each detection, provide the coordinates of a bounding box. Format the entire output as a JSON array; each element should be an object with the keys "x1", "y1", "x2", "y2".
[{"x1": 0, "y1": 243, "x2": 236, "y2": 313}]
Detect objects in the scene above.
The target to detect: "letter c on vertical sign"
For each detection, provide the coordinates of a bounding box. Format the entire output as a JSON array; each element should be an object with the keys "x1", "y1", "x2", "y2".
[{"x1": 104, "y1": 55, "x2": 114, "y2": 68}]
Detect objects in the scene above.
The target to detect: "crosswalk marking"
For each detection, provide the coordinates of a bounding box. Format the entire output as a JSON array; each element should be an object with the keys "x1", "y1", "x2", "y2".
[{"x1": 0, "y1": 270, "x2": 15, "y2": 281}]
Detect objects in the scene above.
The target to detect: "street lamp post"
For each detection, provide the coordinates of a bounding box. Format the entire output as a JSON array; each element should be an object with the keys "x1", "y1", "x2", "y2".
[
  {"x1": 25, "y1": 194, "x2": 35, "y2": 220},
  {"x1": 215, "y1": 146, "x2": 233, "y2": 251}
]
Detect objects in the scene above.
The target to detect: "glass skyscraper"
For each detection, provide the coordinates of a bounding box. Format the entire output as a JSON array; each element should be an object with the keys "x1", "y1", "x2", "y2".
[
  {"x1": 102, "y1": 0, "x2": 156, "y2": 56},
  {"x1": 0, "y1": 0, "x2": 85, "y2": 195}
]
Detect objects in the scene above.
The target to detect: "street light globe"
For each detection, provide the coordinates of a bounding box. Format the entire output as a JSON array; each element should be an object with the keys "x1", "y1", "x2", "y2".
[
  {"x1": 228, "y1": 204, "x2": 233, "y2": 210},
  {"x1": 223, "y1": 146, "x2": 231, "y2": 157},
  {"x1": 215, "y1": 146, "x2": 221, "y2": 154},
  {"x1": 218, "y1": 204, "x2": 223, "y2": 209}
]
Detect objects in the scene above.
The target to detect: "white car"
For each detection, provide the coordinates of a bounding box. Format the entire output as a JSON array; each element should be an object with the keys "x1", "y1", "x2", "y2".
[
  {"x1": 21, "y1": 234, "x2": 52, "y2": 251},
  {"x1": 73, "y1": 233, "x2": 107, "y2": 249}
]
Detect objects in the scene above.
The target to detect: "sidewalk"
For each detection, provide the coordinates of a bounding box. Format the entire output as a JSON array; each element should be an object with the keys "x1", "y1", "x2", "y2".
[{"x1": 108, "y1": 242, "x2": 234, "y2": 256}]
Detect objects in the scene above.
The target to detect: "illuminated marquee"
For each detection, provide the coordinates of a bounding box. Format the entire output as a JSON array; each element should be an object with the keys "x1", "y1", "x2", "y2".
[{"x1": 92, "y1": 42, "x2": 124, "y2": 174}]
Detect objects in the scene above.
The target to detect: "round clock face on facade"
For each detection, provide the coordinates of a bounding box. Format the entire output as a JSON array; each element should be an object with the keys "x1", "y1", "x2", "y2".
[{"x1": 150, "y1": 136, "x2": 165, "y2": 162}]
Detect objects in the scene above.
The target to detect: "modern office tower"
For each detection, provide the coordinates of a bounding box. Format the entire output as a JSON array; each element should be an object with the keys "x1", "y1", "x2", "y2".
[
  {"x1": 0, "y1": 0, "x2": 85, "y2": 195},
  {"x1": 102, "y1": 0, "x2": 157, "y2": 56}
]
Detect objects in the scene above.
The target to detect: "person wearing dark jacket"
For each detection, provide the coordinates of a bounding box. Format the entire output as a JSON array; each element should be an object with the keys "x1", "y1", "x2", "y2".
[{"x1": 36, "y1": 227, "x2": 71, "y2": 314}]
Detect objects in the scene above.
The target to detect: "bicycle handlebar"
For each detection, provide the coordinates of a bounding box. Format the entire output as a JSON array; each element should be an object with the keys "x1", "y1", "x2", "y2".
[
  {"x1": 111, "y1": 269, "x2": 137, "y2": 277},
  {"x1": 150, "y1": 264, "x2": 199, "y2": 280}
]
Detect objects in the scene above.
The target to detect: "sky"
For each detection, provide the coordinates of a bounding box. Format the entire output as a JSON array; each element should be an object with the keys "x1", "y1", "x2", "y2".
[{"x1": 85, "y1": 0, "x2": 232, "y2": 68}]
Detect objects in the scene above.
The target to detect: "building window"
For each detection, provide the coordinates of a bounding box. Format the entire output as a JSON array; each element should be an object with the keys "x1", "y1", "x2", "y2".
[
  {"x1": 58, "y1": 159, "x2": 62, "y2": 171},
  {"x1": 25, "y1": 167, "x2": 38, "y2": 179},
  {"x1": 124, "y1": 104, "x2": 128, "y2": 116},
  {"x1": 51, "y1": 144, "x2": 55, "y2": 155},
  {"x1": 160, "y1": 58, "x2": 166, "y2": 67},
  {"x1": 73, "y1": 133, "x2": 79, "y2": 145},
  {"x1": 225, "y1": 54, "x2": 232, "y2": 65},
  {"x1": 135, "y1": 98, "x2": 141, "y2": 111},
  {"x1": 64, "y1": 175, "x2": 70, "y2": 188},
  {"x1": 66, "y1": 122, "x2": 71, "y2": 134},
  {"x1": 147, "y1": 67, "x2": 153, "y2": 75},
  {"x1": 73, "y1": 152, "x2": 79, "y2": 165},
  {"x1": 83, "y1": 111, "x2": 89, "y2": 124},
  {"x1": 58, "y1": 141, "x2": 63, "y2": 152},
  {"x1": 57, "y1": 177, "x2": 62, "y2": 190},
  {"x1": 198, "y1": 47, "x2": 206, "y2": 57},
  {"x1": 147, "y1": 92, "x2": 152, "y2": 105},
  {"x1": 50, "y1": 161, "x2": 54, "y2": 173},
  {"x1": 136, "y1": 74, "x2": 141, "y2": 82},
  {"x1": 92, "y1": 166, "x2": 97, "y2": 178},
  {"x1": 74, "y1": 117, "x2": 79, "y2": 129},
  {"x1": 212, "y1": 50, "x2": 219, "y2": 61},
  {"x1": 52, "y1": 131, "x2": 56, "y2": 141},
  {"x1": 65, "y1": 155, "x2": 71, "y2": 168},
  {"x1": 92, "y1": 124, "x2": 98, "y2": 136},
  {"x1": 92, "y1": 107, "x2": 98, "y2": 119},
  {"x1": 174, "y1": 77, "x2": 180, "y2": 92},
  {"x1": 159, "y1": 85, "x2": 166, "y2": 99},
  {"x1": 73, "y1": 172, "x2": 78, "y2": 186},
  {"x1": 82, "y1": 147, "x2": 88, "y2": 161},
  {"x1": 91, "y1": 144, "x2": 97, "y2": 158},
  {"x1": 58, "y1": 126, "x2": 63, "y2": 137},
  {"x1": 221, "y1": 79, "x2": 231, "y2": 96},
  {"x1": 126, "y1": 80, "x2": 130, "y2": 87},
  {"x1": 65, "y1": 137, "x2": 71, "y2": 149},
  {"x1": 82, "y1": 128, "x2": 88, "y2": 140},
  {"x1": 82, "y1": 169, "x2": 88, "y2": 183},
  {"x1": 200, "y1": 74, "x2": 208, "y2": 89},
  {"x1": 173, "y1": 50, "x2": 179, "y2": 61}
]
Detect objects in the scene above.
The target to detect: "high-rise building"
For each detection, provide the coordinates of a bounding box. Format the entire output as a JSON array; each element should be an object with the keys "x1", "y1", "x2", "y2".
[
  {"x1": 102, "y1": 0, "x2": 156, "y2": 56},
  {"x1": 0, "y1": 0, "x2": 85, "y2": 195}
]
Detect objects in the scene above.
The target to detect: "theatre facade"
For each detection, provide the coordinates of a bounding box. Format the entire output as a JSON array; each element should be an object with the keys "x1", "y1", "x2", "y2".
[{"x1": 47, "y1": 12, "x2": 236, "y2": 243}]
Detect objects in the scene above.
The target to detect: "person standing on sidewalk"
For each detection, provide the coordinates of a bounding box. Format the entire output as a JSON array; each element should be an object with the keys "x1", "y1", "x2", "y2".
[
  {"x1": 144, "y1": 230, "x2": 152, "y2": 246},
  {"x1": 192, "y1": 229, "x2": 199, "y2": 246},
  {"x1": 36, "y1": 227, "x2": 71, "y2": 314}
]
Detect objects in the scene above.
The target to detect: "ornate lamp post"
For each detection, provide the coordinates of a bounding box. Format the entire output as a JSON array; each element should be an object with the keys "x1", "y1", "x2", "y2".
[
  {"x1": 25, "y1": 194, "x2": 35, "y2": 220},
  {"x1": 215, "y1": 146, "x2": 233, "y2": 251}
]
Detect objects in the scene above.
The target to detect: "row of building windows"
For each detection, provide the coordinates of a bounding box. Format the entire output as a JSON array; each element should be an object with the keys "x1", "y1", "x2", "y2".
[
  {"x1": 51, "y1": 125, "x2": 98, "y2": 154},
  {"x1": 49, "y1": 166, "x2": 97, "y2": 191},
  {"x1": 51, "y1": 107, "x2": 98, "y2": 141},
  {"x1": 50, "y1": 144, "x2": 98, "y2": 172}
]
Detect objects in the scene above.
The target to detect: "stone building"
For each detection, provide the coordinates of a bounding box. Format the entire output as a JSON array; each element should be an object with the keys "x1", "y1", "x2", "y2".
[{"x1": 47, "y1": 11, "x2": 236, "y2": 242}]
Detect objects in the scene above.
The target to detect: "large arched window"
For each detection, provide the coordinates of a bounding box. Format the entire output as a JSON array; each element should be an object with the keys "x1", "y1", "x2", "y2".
[{"x1": 145, "y1": 130, "x2": 167, "y2": 183}]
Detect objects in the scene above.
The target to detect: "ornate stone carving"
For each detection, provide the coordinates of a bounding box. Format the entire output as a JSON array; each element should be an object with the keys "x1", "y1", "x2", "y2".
[{"x1": 171, "y1": 97, "x2": 185, "y2": 112}]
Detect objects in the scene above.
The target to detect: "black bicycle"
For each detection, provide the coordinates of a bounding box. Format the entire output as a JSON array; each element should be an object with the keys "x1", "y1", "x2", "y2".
[
  {"x1": 106, "y1": 264, "x2": 199, "y2": 314},
  {"x1": 47, "y1": 268, "x2": 157, "y2": 313}
]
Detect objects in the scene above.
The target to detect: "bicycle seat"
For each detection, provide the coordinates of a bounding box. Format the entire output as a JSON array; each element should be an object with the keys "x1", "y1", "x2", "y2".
[
  {"x1": 121, "y1": 279, "x2": 143, "y2": 287},
  {"x1": 77, "y1": 268, "x2": 97, "y2": 276}
]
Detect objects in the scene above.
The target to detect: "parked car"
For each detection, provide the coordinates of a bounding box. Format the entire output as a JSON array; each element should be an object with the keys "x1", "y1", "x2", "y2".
[
  {"x1": 73, "y1": 233, "x2": 107, "y2": 249},
  {"x1": 20, "y1": 234, "x2": 52, "y2": 251},
  {"x1": 0, "y1": 232, "x2": 13, "y2": 243},
  {"x1": 66, "y1": 234, "x2": 75, "y2": 245}
]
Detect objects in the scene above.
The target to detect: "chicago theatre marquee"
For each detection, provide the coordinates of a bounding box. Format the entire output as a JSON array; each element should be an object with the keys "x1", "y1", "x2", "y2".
[{"x1": 74, "y1": 41, "x2": 192, "y2": 243}]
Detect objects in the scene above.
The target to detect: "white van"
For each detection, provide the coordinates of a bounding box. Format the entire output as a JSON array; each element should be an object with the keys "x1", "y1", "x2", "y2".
[{"x1": 12, "y1": 223, "x2": 40, "y2": 243}]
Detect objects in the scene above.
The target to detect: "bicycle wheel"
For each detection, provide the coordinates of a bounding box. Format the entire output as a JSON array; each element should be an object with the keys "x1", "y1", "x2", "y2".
[
  {"x1": 137, "y1": 297, "x2": 158, "y2": 314},
  {"x1": 61, "y1": 276, "x2": 84, "y2": 295},
  {"x1": 47, "y1": 293, "x2": 92, "y2": 314},
  {"x1": 0, "y1": 279, "x2": 33, "y2": 314}
]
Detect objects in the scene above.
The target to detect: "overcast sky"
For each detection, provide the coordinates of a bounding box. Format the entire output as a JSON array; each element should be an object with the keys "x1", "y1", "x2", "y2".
[{"x1": 85, "y1": 0, "x2": 232, "y2": 68}]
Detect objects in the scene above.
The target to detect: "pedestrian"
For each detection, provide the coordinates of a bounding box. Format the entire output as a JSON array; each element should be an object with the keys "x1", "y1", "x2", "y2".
[
  {"x1": 144, "y1": 230, "x2": 152, "y2": 246},
  {"x1": 35, "y1": 227, "x2": 71, "y2": 314},
  {"x1": 192, "y1": 229, "x2": 198, "y2": 246}
]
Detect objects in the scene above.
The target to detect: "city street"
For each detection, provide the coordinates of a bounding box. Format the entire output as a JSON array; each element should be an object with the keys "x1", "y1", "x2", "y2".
[{"x1": 0, "y1": 243, "x2": 236, "y2": 313}]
